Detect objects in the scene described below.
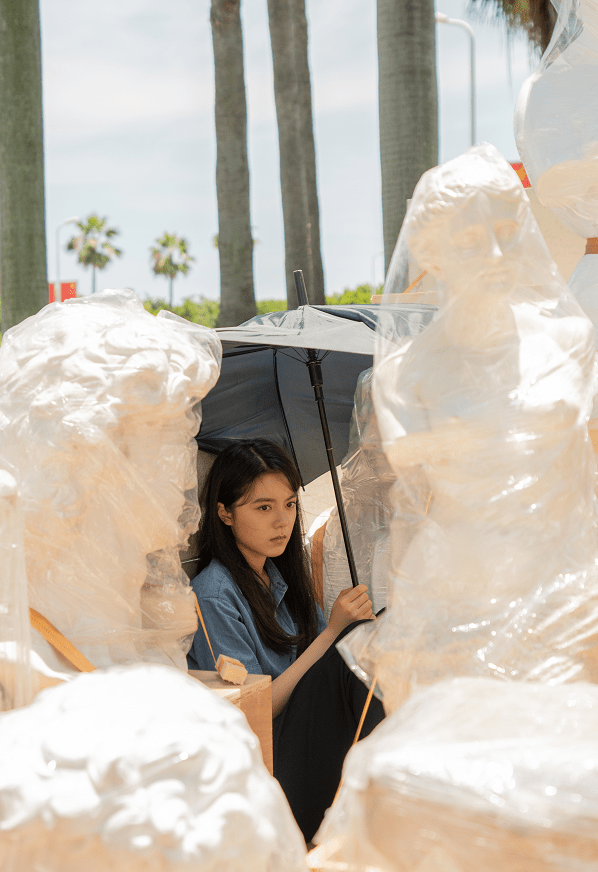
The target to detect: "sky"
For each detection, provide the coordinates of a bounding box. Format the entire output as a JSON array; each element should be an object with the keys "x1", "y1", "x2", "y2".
[{"x1": 39, "y1": 0, "x2": 535, "y2": 306}]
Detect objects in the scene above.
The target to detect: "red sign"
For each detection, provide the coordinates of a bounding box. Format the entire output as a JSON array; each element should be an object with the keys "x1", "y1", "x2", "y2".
[
  {"x1": 510, "y1": 162, "x2": 531, "y2": 188},
  {"x1": 48, "y1": 282, "x2": 77, "y2": 303}
]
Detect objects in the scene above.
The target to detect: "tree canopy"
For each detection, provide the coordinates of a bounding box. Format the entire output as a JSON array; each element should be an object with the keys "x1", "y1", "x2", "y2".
[
  {"x1": 150, "y1": 232, "x2": 194, "y2": 308},
  {"x1": 467, "y1": 0, "x2": 557, "y2": 52},
  {"x1": 66, "y1": 214, "x2": 122, "y2": 294}
]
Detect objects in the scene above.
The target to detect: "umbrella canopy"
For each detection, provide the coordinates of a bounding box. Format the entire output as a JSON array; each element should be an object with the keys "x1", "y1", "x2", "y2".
[{"x1": 196, "y1": 303, "x2": 436, "y2": 486}]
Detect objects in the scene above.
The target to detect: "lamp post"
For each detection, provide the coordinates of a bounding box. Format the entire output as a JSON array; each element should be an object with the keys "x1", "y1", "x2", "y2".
[
  {"x1": 56, "y1": 216, "x2": 80, "y2": 297},
  {"x1": 435, "y1": 12, "x2": 476, "y2": 147}
]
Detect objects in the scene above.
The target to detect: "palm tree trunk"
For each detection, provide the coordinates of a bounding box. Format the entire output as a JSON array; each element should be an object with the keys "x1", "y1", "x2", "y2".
[
  {"x1": 0, "y1": 0, "x2": 48, "y2": 332},
  {"x1": 169, "y1": 275, "x2": 173, "y2": 308},
  {"x1": 267, "y1": 0, "x2": 325, "y2": 308},
  {"x1": 378, "y1": 0, "x2": 439, "y2": 274},
  {"x1": 92, "y1": 266, "x2": 96, "y2": 294},
  {"x1": 211, "y1": 0, "x2": 257, "y2": 327}
]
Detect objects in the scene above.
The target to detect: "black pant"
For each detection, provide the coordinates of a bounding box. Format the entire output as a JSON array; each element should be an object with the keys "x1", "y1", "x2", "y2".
[{"x1": 272, "y1": 620, "x2": 385, "y2": 842}]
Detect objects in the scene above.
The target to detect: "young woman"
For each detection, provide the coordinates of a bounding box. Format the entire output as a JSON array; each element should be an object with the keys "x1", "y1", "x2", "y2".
[{"x1": 188, "y1": 438, "x2": 385, "y2": 841}]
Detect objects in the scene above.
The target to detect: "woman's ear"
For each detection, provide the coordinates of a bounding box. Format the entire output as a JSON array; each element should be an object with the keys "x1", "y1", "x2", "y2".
[{"x1": 217, "y1": 502, "x2": 233, "y2": 526}]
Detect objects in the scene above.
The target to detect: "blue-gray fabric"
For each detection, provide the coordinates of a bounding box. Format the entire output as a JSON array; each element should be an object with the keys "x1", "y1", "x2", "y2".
[{"x1": 187, "y1": 558, "x2": 326, "y2": 676}]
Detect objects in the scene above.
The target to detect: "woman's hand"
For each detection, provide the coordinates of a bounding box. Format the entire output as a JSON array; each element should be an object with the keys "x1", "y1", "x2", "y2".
[
  {"x1": 327, "y1": 584, "x2": 374, "y2": 636},
  {"x1": 271, "y1": 584, "x2": 374, "y2": 717}
]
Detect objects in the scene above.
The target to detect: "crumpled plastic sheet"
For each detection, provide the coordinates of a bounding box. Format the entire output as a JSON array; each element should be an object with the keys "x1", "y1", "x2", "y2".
[
  {"x1": 0, "y1": 465, "x2": 33, "y2": 711},
  {"x1": 0, "y1": 289, "x2": 221, "y2": 676},
  {"x1": 339, "y1": 144, "x2": 598, "y2": 714},
  {"x1": 0, "y1": 663, "x2": 307, "y2": 872},
  {"x1": 309, "y1": 366, "x2": 430, "y2": 617},
  {"x1": 311, "y1": 678, "x2": 598, "y2": 872}
]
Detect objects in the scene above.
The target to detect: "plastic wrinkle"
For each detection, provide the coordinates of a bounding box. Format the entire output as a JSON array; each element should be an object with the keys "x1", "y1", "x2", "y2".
[
  {"x1": 0, "y1": 467, "x2": 34, "y2": 712},
  {"x1": 0, "y1": 663, "x2": 306, "y2": 871},
  {"x1": 338, "y1": 145, "x2": 598, "y2": 713},
  {"x1": 0, "y1": 289, "x2": 222, "y2": 695},
  {"x1": 313, "y1": 679, "x2": 598, "y2": 871},
  {"x1": 307, "y1": 367, "x2": 431, "y2": 617}
]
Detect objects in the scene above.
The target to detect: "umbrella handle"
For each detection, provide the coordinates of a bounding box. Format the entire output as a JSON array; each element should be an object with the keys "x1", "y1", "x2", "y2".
[
  {"x1": 294, "y1": 267, "x2": 360, "y2": 588},
  {"x1": 306, "y1": 357, "x2": 360, "y2": 589}
]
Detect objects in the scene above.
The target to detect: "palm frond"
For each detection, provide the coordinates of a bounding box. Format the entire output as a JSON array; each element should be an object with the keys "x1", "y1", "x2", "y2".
[
  {"x1": 150, "y1": 232, "x2": 194, "y2": 281},
  {"x1": 467, "y1": 0, "x2": 557, "y2": 52},
  {"x1": 64, "y1": 212, "x2": 123, "y2": 274}
]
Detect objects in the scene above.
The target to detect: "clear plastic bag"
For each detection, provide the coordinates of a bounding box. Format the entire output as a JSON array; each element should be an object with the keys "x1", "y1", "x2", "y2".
[
  {"x1": 311, "y1": 367, "x2": 423, "y2": 617},
  {"x1": 339, "y1": 144, "x2": 598, "y2": 713},
  {"x1": 0, "y1": 289, "x2": 221, "y2": 679},
  {"x1": 312, "y1": 678, "x2": 598, "y2": 872},
  {"x1": 515, "y1": 0, "x2": 598, "y2": 240},
  {"x1": 516, "y1": 0, "x2": 598, "y2": 430},
  {"x1": 0, "y1": 466, "x2": 33, "y2": 711},
  {"x1": 0, "y1": 663, "x2": 307, "y2": 872}
]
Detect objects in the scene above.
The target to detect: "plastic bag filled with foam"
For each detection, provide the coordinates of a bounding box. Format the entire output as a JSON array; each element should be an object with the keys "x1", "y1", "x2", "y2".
[
  {"x1": 515, "y1": 0, "x2": 598, "y2": 240},
  {"x1": 0, "y1": 289, "x2": 221, "y2": 681},
  {"x1": 0, "y1": 663, "x2": 306, "y2": 872},
  {"x1": 515, "y1": 0, "x2": 598, "y2": 433},
  {"x1": 307, "y1": 366, "x2": 430, "y2": 617},
  {"x1": 339, "y1": 144, "x2": 598, "y2": 713},
  {"x1": 311, "y1": 678, "x2": 598, "y2": 872}
]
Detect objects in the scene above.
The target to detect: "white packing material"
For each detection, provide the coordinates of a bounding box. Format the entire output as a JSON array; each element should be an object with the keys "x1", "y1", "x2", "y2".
[
  {"x1": 339, "y1": 144, "x2": 598, "y2": 714},
  {"x1": 312, "y1": 678, "x2": 598, "y2": 872}
]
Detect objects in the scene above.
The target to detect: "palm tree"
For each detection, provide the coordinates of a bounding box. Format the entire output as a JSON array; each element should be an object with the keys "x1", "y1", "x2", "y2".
[
  {"x1": 267, "y1": 0, "x2": 325, "y2": 308},
  {"x1": 211, "y1": 0, "x2": 257, "y2": 327},
  {"x1": 0, "y1": 0, "x2": 48, "y2": 332},
  {"x1": 467, "y1": 0, "x2": 557, "y2": 53},
  {"x1": 378, "y1": 0, "x2": 439, "y2": 274},
  {"x1": 150, "y1": 232, "x2": 194, "y2": 308},
  {"x1": 66, "y1": 214, "x2": 122, "y2": 294}
]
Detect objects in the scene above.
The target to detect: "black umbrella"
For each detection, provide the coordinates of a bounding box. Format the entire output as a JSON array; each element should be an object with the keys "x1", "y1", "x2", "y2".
[{"x1": 196, "y1": 272, "x2": 436, "y2": 586}]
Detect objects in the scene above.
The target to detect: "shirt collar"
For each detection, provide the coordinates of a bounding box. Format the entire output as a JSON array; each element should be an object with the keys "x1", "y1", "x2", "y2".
[{"x1": 265, "y1": 558, "x2": 288, "y2": 608}]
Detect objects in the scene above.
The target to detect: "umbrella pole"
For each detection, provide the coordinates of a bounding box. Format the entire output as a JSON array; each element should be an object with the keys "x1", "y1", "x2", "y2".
[{"x1": 294, "y1": 270, "x2": 360, "y2": 588}]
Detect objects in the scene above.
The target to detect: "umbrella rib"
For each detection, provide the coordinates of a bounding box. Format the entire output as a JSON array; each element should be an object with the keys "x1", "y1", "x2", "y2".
[
  {"x1": 278, "y1": 347, "x2": 331, "y2": 363},
  {"x1": 272, "y1": 348, "x2": 304, "y2": 486}
]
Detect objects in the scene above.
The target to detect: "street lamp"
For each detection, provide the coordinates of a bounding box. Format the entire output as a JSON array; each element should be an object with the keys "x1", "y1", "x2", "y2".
[
  {"x1": 56, "y1": 216, "x2": 80, "y2": 296},
  {"x1": 435, "y1": 12, "x2": 476, "y2": 147}
]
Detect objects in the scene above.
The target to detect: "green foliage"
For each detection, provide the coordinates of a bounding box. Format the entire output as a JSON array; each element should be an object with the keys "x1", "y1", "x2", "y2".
[
  {"x1": 143, "y1": 297, "x2": 219, "y2": 328},
  {"x1": 257, "y1": 299, "x2": 287, "y2": 315},
  {"x1": 66, "y1": 214, "x2": 122, "y2": 292},
  {"x1": 142, "y1": 285, "x2": 381, "y2": 329},
  {"x1": 325, "y1": 284, "x2": 382, "y2": 305},
  {"x1": 151, "y1": 232, "x2": 194, "y2": 309},
  {"x1": 151, "y1": 232, "x2": 193, "y2": 280}
]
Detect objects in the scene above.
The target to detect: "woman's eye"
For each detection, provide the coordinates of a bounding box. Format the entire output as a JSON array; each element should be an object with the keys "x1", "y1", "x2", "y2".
[{"x1": 288, "y1": 501, "x2": 297, "y2": 509}]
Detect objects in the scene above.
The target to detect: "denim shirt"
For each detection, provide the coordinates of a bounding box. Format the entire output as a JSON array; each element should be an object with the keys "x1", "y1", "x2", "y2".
[{"x1": 187, "y1": 557, "x2": 326, "y2": 678}]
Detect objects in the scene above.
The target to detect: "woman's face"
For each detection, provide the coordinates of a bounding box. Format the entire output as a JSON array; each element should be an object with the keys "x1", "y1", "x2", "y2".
[{"x1": 217, "y1": 472, "x2": 297, "y2": 574}]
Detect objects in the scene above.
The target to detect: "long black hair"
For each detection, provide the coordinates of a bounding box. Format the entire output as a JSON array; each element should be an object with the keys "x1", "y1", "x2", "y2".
[{"x1": 197, "y1": 439, "x2": 320, "y2": 655}]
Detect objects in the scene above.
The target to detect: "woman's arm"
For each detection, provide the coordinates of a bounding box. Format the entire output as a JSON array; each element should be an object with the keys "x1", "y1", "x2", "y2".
[{"x1": 271, "y1": 584, "x2": 374, "y2": 717}]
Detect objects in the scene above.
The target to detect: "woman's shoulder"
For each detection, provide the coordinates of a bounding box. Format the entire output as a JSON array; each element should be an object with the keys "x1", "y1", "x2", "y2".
[{"x1": 192, "y1": 559, "x2": 237, "y2": 599}]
